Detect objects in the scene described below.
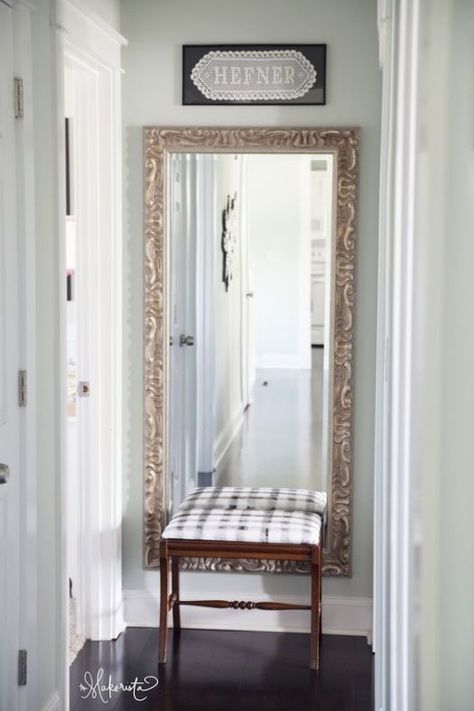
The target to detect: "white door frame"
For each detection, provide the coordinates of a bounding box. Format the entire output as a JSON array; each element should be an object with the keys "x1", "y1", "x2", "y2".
[
  {"x1": 373, "y1": 0, "x2": 422, "y2": 709},
  {"x1": 373, "y1": 3, "x2": 395, "y2": 710},
  {"x1": 13, "y1": 4, "x2": 39, "y2": 709},
  {"x1": 240, "y1": 155, "x2": 259, "y2": 409},
  {"x1": 0, "y1": 5, "x2": 22, "y2": 710},
  {"x1": 170, "y1": 153, "x2": 216, "y2": 496},
  {"x1": 55, "y1": 0, "x2": 127, "y2": 703},
  {"x1": 0, "y1": 3, "x2": 39, "y2": 710},
  {"x1": 196, "y1": 154, "x2": 216, "y2": 479}
]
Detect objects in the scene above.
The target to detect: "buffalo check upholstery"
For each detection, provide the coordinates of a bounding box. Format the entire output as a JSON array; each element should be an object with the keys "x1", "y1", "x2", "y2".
[
  {"x1": 159, "y1": 486, "x2": 327, "y2": 670},
  {"x1": 176, "y1": 486, "x2": 327, "y2": 517},
  {"x1": 162, "y1": 506, "x2": 322, "y2": 545}
]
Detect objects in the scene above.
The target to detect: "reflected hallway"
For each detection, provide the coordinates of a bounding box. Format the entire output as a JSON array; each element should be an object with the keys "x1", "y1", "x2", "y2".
[{"x1": 215, "y1": 349, "x2": 325, "y2": 491}]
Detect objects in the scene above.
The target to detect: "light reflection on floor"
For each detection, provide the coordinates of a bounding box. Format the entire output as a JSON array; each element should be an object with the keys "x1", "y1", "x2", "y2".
[{"x1": 215, "y1": 348, "x2": 325, "y2": 492}]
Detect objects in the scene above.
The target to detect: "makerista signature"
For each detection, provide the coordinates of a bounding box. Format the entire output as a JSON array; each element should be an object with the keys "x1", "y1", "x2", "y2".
[{"x1": 79, "y1": 667, "x2": 159, "y2": 703}]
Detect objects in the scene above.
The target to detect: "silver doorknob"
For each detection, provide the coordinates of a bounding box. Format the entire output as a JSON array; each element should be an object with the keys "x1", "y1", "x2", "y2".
[
  {"x1": 0, "y1": 463, "x2": 10, "y2": 485},
  {"x1": 246, "y1": 291, "x2": 254, "y2": 298},
  {"x1": 179, "y1": 334, "x2": 195, "y2": 347}
]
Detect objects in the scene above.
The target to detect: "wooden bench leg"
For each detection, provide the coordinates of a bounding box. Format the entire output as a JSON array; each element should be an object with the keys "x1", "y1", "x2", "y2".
[
  {"x1": 171, "y1": 556, "x2": 181, "y2": 630},
  {"x1": 159, "y1": 540, "x2": 169, "y2": 664},
  {"x1": 319, "y1": 545, "x2": 323, "y2": 646},
  {"x1": 310, "y1": 546, "x2": 321, "y2": 671}
]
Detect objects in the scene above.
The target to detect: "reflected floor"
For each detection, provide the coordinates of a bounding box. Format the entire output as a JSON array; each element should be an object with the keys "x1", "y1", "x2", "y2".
[{"x1": 215, "y1": 348, "x2": 325, "y2": 491}]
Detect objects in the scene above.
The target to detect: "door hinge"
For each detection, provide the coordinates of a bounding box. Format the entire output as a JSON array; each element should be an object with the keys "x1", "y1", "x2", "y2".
[
  {"x1": 18, "y1": 650, "x2": 27, "y2": 686},
  {"x1": 18, "y1": 370, "x2": 27, "y2": 407},
  {"x1": 14, "y1": 78, "x2": 24, "y2": 119}
]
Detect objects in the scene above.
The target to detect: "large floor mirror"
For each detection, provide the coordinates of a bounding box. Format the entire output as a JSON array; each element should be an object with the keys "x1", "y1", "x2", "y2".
[{"x1": 144, "y1": 128, "x2": 358, "y2": 576}]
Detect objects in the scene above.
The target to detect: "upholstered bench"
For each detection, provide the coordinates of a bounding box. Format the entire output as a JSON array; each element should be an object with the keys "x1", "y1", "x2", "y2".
[{"x1": 159, "y1": 486, "x2": 327, "y2": 670}]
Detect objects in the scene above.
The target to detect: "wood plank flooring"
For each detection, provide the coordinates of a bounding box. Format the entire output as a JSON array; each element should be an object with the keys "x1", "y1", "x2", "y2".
[{"x1": 70, "y1": 627, "x2": 373, "y2": 710}]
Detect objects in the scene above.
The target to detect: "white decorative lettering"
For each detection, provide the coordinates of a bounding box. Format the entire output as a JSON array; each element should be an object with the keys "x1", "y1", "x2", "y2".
[
  {"x1": 256, "y1": 66, "x2": 270, "y2": 85},
  {"x1": 272, "y1": 66, "x2": 283, "y2": 84},
  {"x1": 190, "y1": 49, "x2": 317, "y2": 101},
  {"x1": 230, "y1": 66, "x2": 241, "y2": 84},
  {"x1": 213, "y1": 66, "x2": 228, "y2": 84},
  {"x1": 284, "y1": 66, "x2": 295, "y2": 84},
  {"x1": 243, "y1": 66, "x2": 255, "y2": 85}
]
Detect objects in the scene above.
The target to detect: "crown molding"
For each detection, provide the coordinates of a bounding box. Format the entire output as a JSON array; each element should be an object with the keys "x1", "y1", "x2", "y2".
[{"x1": 61, "y1": 0, "x2": 127, "y2": 46}]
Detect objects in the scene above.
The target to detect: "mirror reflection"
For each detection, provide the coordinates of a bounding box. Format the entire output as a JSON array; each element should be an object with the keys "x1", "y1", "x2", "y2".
[{"x1": 168, "y1": 152, "x2": 335, "y2": 513}]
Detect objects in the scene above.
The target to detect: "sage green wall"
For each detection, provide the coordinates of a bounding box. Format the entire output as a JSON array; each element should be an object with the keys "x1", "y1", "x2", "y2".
[
  {"x1": 121, "y1": 0, "x2": 381, "y2": 599},
  {"x1": 420, "y1": 1, "x2": 474, "y2": 707}
]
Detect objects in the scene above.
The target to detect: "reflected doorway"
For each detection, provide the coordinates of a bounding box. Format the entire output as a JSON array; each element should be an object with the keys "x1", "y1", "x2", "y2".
[{"x1": 169, "y1": 152, "x2": 334, "y2": 511}]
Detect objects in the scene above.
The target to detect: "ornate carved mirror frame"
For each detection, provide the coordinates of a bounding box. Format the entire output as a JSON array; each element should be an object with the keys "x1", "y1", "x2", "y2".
[{"x1": 143, "y1": 127, "x2": 358, "y2": 576}]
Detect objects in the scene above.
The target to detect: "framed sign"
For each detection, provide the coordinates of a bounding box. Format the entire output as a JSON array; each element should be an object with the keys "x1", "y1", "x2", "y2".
[{"x1": 183, "y1": 44, "x2": 326, "y2": 106}]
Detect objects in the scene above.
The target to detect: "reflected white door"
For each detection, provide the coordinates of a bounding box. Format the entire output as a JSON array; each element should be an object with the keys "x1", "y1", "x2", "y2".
[
  {"x1": 169, "y1": 155, "x2": 198, "y2": 510},
  {"x1": 243, "y1": 268, "x2": 257, "y2": 407},
  {"x1": 311, "y1": 273, "x2": 325, "y2": 346},
  {"x1": 0, "y1": 4, "x2": 21, "y2": 708},
  {"x1": 240, "y1": 158, "x2": 256, "y2": 407}
]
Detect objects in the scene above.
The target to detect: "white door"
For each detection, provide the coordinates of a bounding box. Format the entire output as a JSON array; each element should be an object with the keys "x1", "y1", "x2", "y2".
[
  {"x1": 195, "y1": 154, "x2": 216, "y2": 478},
  {"x1": 311, "y1": 272, "x2": 326, "y2": 346},
  {"x1": 0, "y1": 3, "x2": 21, "y2": 709},
  {"x1": 169, "y1": 154, "x2": 198, "y2": 511},
  {"x1": 242, "y1": 267, "x2": 256, "y2": 408},
  {"x1": 62, "y1": 45, "x2": 124, "y2": 642},
  {"x1": 240, "y1": 158, "x2": 256, "y2": 407}
]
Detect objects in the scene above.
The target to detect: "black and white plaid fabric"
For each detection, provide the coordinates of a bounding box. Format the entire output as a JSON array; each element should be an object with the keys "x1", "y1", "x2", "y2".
[
  {"x1": 162, "y1": 507, "x2": 322, "y2": 545},
  {"x1": 176, "y1": 486, "x2": 327, "y2": 516}
]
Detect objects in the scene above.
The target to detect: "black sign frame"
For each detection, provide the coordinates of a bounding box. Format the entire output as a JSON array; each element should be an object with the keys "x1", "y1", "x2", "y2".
[{"x1": 182, "y1": 44, "x2": 327, "y2": 106}]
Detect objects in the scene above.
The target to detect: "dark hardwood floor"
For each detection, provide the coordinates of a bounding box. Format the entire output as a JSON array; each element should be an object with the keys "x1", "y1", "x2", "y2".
[{"x1": 70, "y1": 627, "x2": 374, "y2": 711}]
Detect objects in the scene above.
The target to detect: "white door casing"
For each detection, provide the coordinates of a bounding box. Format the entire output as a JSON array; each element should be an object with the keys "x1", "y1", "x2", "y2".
[
  {"x1": 311, "y1": 273, "x2": 325, "y2": 346},
  {"x1": 0, "y1": 4, "x2": 21, "y2": 709},
  {"x1": 298, "y1": 158, "x2": 312, "y2": 370},
  {"x1": 169, "y1": 154, "x2": 199, "y2": 509},
  {"x1": 196, "y1": 154, "x2": 216, "y2": 476},
  {"x1": 170, "y1": 153, "x2": 218, "y2": 499},
  {"x1": 310, "y1": 165, "x2": 327, "y2": 347},
  {"x1": 13, "y1": 4, "x2": 39, "y2": 709},
  {"x1": 169, "y1": 154, "x2": 187, "y2": 509},
  {"x1": 240, "y1": 156, "x2": 256, "y2": 408},
  {"x1": 320, "y1": 154, "x2": 335, "y2": 497},
  {"x1": 58, "y1": 0, "x2": 127, "y2": 652}
]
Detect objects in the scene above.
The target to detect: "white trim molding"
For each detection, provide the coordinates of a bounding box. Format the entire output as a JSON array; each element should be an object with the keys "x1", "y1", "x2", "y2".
[
  {"x1": 373, "y1": 0, "x2": 429, "y2": 710},
  {"x1": 213, "y1": 404, "x2": 245, "y2": 469},
  {"x1": 373, "y1": 1, "x2": 395, "y2": 709},
  {"x1": 12, "y1": 3, "x2": 39, "y2": 710},
  {"x1": 377, "y1": 0, "x2": 393, "y2": 68},
  {"x1": 57, "y1": 0, "x2": 127, "y2": 70},
  {"x1": 124, "y1": 590, "x2": 373, "y2": 641},
  {"x1": 62, "y1": 44, "x2": 125, "y2": 641},
  {"x1": 41, "y1": 691, "x2": 61, "y2": 711},
  {"x1": 57, "y1": 0, "x2": 126, "y2": 654}
]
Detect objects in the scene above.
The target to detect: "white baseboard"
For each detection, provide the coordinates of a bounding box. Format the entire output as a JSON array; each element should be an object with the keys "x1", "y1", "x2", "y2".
[
  {"x1": 124, "y1": 589, "x2": 372, "y2": 641},
  {"x1": 41, "y1": 691, "x2": 60, "y2": 711},
  {"x1": 213, "y1": 405, "x2": 244, "y2": 468}
]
